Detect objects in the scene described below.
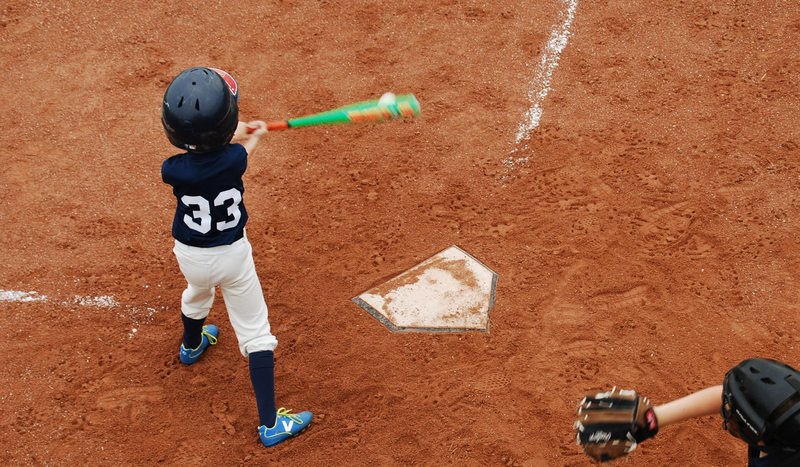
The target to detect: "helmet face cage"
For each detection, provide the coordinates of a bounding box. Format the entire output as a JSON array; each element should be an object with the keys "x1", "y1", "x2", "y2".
[
  {"x1": 161, "y1": 67, "x2": 239, "y2": 153},
  {"x1": 722, "y1": 359, "x2": 800, "y2": 450}
]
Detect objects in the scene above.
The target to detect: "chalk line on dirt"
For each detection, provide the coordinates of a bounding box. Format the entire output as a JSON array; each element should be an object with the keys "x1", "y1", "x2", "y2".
[
  {"x1": 1, "y1": 288, "x2": 118, "y2": 307},
  {"x1": 512, "y1": 0, "x2": 578, "y2": 147},
  {"x1": 0, "y1": 290, "x2": 48, "y2": 302},
  {"x1": 1, "y1": 288, "x2": 160, "y2": 338}
]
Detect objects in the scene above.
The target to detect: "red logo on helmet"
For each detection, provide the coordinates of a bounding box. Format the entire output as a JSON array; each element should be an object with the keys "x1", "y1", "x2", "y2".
[{"x1": 209, "y1": 67, "x2": 238, "y2": 97}]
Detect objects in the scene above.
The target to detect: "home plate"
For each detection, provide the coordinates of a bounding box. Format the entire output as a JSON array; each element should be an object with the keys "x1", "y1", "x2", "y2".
[{"x1": 352, "y1": 245, "x2": 498, "y2": 332}]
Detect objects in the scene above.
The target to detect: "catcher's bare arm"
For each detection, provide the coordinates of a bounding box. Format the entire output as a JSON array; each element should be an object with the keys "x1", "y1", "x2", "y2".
[{"x1": 653, "y1": 385, "x2": 722, "y2": 427}]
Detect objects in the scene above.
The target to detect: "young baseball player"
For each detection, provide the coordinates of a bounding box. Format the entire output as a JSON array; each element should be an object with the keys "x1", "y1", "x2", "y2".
[
  {"x1": 575, "y1": 358, "x2": 800, "y2": 466},
  {"x1": 160, "y1": 66, "x2": 311, "y2": 447}
]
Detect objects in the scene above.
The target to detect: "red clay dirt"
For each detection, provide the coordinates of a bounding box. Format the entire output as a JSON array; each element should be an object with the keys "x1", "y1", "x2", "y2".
[{"x1": 2, "y1": 1, "x2": 800, "y2": 465}]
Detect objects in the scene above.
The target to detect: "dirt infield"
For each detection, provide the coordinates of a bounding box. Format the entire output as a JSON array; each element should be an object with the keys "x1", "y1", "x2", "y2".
[{"x1": 2, "y1": 0, "x2": 799, "y2": 465}]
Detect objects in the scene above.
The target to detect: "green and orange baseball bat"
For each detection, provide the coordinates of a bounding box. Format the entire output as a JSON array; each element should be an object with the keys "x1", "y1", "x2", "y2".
[{"x1": 248, "y1": 93, "x2": 420, "y2": 132}]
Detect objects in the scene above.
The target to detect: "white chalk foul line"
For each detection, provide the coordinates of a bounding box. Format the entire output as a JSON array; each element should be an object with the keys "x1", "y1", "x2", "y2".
[
  {"x1": 514, "y1": 0, "x2": 578, "y2": 145},
  {"x1": 1, "y1": 289, "x2": 161, "y2": 338}
]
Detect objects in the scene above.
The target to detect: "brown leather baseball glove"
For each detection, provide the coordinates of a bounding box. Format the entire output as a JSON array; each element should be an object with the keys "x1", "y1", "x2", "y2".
[{"x1": 574, "y1": 387, "x2": 659, "y2": 463}]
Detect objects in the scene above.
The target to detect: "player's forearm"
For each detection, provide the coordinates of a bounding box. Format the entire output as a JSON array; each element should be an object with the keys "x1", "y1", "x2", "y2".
[
  {"x1": 653, "y1": 385, "x2": 723, "y2": 427},
  {"x1": 242, "y1": 134, "x2": 262, "y2": 155},
  {"x1": 231, "y1": 121, "x2": 250, "y2": 141}
]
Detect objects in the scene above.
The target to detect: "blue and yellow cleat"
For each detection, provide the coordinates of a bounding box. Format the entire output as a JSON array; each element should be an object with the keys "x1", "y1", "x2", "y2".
[
  {"x1": 179, "y1": 324, "x2": 218, "y2": 365},
  {"x1": 258, "y1": 407, "x2": 313, "y2": 447}
]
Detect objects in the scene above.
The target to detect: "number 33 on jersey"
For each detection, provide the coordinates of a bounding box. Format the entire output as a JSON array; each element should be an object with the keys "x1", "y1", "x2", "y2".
[
  {"x1": 182, "y1": 188, "x2": 242, "y2": 234},
  {"x1": 162, "y1": 144, "x2": 250, "y2": 247}
]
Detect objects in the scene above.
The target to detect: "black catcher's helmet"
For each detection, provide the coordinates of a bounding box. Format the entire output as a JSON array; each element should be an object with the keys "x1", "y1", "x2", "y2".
[
  {"x1": 722, "y1": 358, "x2": 800, "y2": 452},
  {"x1": 161, "y1": 67, "x2": 239, "y2": 153}
]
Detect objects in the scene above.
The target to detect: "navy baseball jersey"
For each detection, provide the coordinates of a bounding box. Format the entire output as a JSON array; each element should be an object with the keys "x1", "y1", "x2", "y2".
[{"x1": 162, "y1": 143, "x2": 249, "y2": 247}]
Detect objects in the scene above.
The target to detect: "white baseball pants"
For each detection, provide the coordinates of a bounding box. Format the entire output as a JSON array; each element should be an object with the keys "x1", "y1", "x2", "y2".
[{"x1": 172, "y1": 233, "x2": 278, "y2": 356}]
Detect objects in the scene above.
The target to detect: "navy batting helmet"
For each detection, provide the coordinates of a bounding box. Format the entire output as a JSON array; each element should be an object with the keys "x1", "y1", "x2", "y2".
[
  {"x1": 722, "y1": 358, "x2": 800, "y2": 453},
  {"x1": 161, "y1": 67, "x2": 239, "y2": 153}
]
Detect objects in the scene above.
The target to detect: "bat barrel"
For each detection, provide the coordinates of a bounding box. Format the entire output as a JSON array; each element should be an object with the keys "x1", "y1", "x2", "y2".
[
  {"x1": 343, "y1": 94, "x2": 420, "y2": 124},
  {"x1": 261, "y1": 94, "x2": 421, "y2": 130}
]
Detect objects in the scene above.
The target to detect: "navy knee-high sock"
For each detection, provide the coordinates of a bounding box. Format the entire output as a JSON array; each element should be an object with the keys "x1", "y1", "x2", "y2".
[
  {"x1": 181, "y1": 314, "x2": 206, "y2": 349},
  {"x1": 249, "y1": 351, "x2": 277, "y2": 428}
]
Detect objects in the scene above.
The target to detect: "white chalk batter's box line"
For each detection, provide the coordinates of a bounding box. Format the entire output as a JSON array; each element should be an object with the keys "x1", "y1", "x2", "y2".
[
  {"x1": 1, "y1": 289, "x2": 162, "y2": 338},
  {"x1": 512, "y1": 0, "x2": 578, "y2": 149}
]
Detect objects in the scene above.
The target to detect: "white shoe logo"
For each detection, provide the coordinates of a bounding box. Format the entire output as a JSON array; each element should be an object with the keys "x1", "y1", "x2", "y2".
[{"x1": 282, "y1": 420, "x2": 294, "y2": 432}]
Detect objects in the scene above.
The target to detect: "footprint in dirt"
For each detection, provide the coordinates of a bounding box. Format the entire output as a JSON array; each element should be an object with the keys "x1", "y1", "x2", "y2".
[
  {"x1": 588, "y1": 285, "x2": 649, "y2": 311},
  {"x1": 157, "y1": 355, "x2": 180, "y2": 380},
  {"x1": 210, "y1": 400, "x2": 237, "y2": 435}
]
